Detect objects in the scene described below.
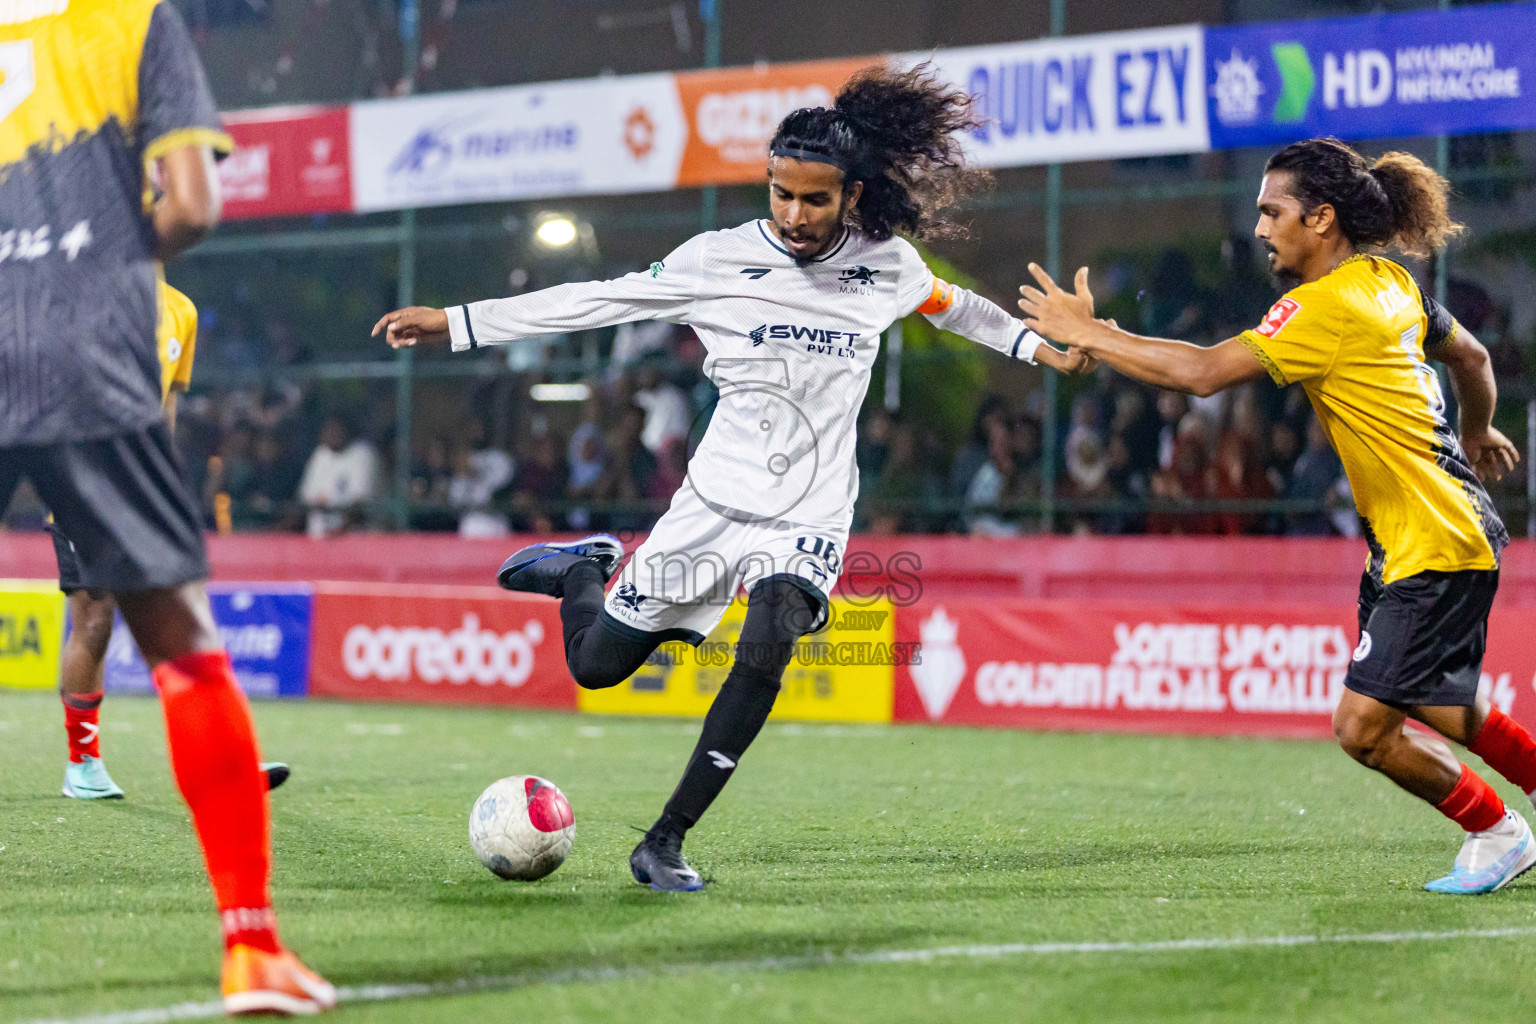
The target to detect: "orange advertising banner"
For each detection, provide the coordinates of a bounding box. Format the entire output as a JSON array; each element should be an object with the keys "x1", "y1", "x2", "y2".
[{"x1": 673, "y1": 57, "x2": 874, "y2": 186}]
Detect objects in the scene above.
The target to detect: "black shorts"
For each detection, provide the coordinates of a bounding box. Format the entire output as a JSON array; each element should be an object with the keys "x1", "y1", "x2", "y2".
[
  {"x1": 0, "y1": 422, "x2": 208, "y2": 593},
  {"x1": 48, "y1": 522, "x2": 87, "y2": 595},
  {"x1": 1345, "y1": 568, "x2": 1499, "y2": 708}
]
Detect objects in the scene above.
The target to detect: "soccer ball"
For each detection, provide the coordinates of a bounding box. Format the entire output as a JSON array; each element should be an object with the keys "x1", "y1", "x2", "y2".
[{"x1": 469, "y1": 775, "x2": 576, "y2": 881}]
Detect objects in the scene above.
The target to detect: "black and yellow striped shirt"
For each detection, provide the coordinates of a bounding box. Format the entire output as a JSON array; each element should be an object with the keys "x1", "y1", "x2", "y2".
[{"x1": 0, "y1": 0, "x2": 231, "y2": 445}]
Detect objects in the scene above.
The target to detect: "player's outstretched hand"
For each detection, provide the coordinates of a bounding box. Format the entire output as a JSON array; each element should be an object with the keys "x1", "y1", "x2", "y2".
[
  {"x1": 1018, "y1": 265, "x2": 1096, "y2": 348},
  {"x1": 373, "y1": 307, "x2": 451, "y2": 348},
  {"x1": 1462, "y1": 425, "x2": 1520, "y2": 482}
]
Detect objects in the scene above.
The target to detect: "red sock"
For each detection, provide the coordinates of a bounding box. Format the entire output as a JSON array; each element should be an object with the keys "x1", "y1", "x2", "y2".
[
  {"x1": 1436, "y1": 763, "x2": 1507, "y2": 833},
  {"x1": 152, "y1": 651, "x2": 279, "y2": 954},
  {"x1": 1469, "y1": 708, "x2": 1536, "y2": 797},
  {"x1": 61, "y1": 690, "x2": 103, "y2": 763}
]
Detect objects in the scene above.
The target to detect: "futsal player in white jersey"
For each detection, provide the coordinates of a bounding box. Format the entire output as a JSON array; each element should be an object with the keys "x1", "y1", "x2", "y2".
[{"x1": 375, "y1": 64, "x2": 1085, "y2": 890}]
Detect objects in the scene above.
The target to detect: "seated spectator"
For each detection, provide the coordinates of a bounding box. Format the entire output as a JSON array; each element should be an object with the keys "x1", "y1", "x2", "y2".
[
  {"x1": 949, "y1": 395, "x2": 1007, "y2": 497},
  {"x1": 649, "y1": 438, "x2": 689, "y2": 502},
  {"x1": 964, "y1": 418, "x2": 1024, "y2": 537},
  {"x1": 596, "y1": 407, "x2": 657, "y2": 532},
  {"x1": 865, "y1": 420, "x2": 942, "y2": 533},
  {"x1": 566, "y1": 420, "x2": 608, "y2": 531},
  {"x1": 448, "y1": 421, "x2": 517, "y2": 537},
  {"x1": 509, "y1": 432, "x2": 567, "y2": 532},
  {"x1": 1149, "y1": 416, "x2": 1214, "y2": 534},
  {"x1": 246, "y1": 431, "x2": 302, "y2": 529},
  {"x1": 1287, "y1": 417, "x2": 1347, "y2": 536},
  {"x1": 298, "y1": 416, "x2": 379, "y2": 538},
  {"x1": 857, "y1": 407, "x2": 896, "y2": 483},
  {"x1": 1211, "y1": 388, "x2": 1273, "y2": 535},
  {"x1": 633, "y1": 360, "x2": 690, "y2": 456}
]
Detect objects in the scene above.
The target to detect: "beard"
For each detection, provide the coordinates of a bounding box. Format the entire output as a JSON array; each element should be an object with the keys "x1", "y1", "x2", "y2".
[{"x1": 1264, "y1": 247, "x2": 1301, "y2": 290}]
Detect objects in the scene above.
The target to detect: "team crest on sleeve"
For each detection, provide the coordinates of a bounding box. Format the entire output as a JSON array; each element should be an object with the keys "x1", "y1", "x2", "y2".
[{"x1": 1255, "y1": 297, "x2": 1301, "y2": 338}]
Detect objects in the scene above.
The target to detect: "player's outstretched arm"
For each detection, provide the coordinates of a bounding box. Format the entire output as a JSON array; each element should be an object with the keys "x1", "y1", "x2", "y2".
[
  {"x1": 1018, "y1": 264, "x2": 1266, "y2": 397},
  {"x1": 1435, "y1": 325, "x2": 1520, "y2": 482},
  {"x1": 373, "y1": 307, "x2": 451, "y2": 348}
]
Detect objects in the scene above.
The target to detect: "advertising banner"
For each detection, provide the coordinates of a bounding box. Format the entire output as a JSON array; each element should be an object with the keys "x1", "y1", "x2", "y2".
[
  {"x1": 309, "y1": 583, "x2": 574, "y2": 708},
  {"x1": 673, "y1": 58, "x2": 869, "y2": 186},
  {"x1": 220, "y1": 106, "x2": 353, "y2": 221},
  {"x1": 0, "y1": 581, "x2": 65, "y2": 690},
  {"x1": 914, "y1": 25, "x2": 1209, "y2": 167},
  {"x1": 894, "y1": 599, "x2": 1536, "y2": 740},
  {"x1": 102, "y1": 585, "x2": 314, "y2": 698},
  {"x1": 578, "y1": 598, "x2": 900, "y2": 723},
  {"x1": 1206, "y1": 3, "x2": 1536, "y2": 149},
  {"x1": 348, "y1": 74, "x2": 686, "y2": 212}
]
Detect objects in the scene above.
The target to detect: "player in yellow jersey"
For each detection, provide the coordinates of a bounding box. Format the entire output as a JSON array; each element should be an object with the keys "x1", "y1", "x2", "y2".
[
  {"x1": 1020, "y1": 137, "x2": 1536, "y2": 895},
  {"x1": 0, "y1": 0, "x2": 332, "y2": 1010},
  {"x1": 53, "y1": 282, "x2": 290, "y2": 801}
]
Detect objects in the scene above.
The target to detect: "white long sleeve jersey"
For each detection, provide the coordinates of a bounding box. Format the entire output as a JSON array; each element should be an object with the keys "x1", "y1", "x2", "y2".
[{"x1": 447, "y1": 220, "x2": 1043, "y2": 533}]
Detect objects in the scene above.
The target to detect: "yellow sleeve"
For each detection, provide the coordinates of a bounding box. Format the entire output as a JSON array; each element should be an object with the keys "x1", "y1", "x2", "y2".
[
  {"x1": 1237, "y1": 283, "x2": 1340, "y2": 387},
  {"x1": 158, "y1": 284, "x2": 198, "y2": 397}
]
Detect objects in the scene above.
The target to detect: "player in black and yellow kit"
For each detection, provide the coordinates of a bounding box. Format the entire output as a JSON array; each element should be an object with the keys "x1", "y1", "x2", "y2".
[
  {"x1": 54, "y1": 282, "x2": 290, "y2": 801},
  {"x1": 1020, "y1": 137, "x2": 1536, "y2": 895},
  {"x1": 0, "y1": 1, "x2": 332, "y2": 1010}
]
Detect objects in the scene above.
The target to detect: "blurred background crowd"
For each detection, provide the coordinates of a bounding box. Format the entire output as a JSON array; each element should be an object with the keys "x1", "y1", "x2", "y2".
[{"x1": 7, "y1": 237, "x2": 1528, "y2": 541}]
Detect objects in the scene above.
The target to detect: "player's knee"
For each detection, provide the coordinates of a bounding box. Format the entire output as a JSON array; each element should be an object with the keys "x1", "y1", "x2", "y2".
[
  {"x1": 570, "y1": 658, "x2": 629, "y2": 691},
  {"x1": 1333, "y1": 707, "x2": 1394, "y2": 767},
  {"x1": 68, "y1": 592, "x2": 116, "y2": 660}
]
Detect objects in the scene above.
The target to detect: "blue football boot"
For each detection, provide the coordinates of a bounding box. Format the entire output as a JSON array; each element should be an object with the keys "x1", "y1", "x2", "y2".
[
  {"x1": 497, "y1": 535, "x2": 624, "y2": 598},
  {"x1": 1425, "y1": 809, "x2": 1536, "y2": 895}
]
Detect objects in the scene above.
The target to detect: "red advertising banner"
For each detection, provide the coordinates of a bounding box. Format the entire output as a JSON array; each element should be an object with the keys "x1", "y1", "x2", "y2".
[
  {"x1": 220, "y1": 105, "x2": 353, "y2": 221},
  {"x1": 309, "y1": 583, "x2": 575, "y2": 709},
  {"x1": 894, "y1": 599, "x2": 1536, "y2": 740}
]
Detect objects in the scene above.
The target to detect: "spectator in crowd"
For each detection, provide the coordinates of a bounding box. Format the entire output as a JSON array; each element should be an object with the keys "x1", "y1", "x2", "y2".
[
  {"x1": 510, "y1": 431, "x2": 567, "y2": 532},
  {"x1": 565, "y1": 417, "x2": 608, "y2": 532},
  {"x1": 1211, "y1": 387, "x2": 1273, "y2": 535},
  {"x1": 298, "y1": 415, "x2": 379, "y2": 537},
  {"x1": 597, "y1": 406, "x2": 658, "y2": 532},
  {"x1": 447, "y1": 417, "x2": 516, "y2": 537},
  {"x1": 864, "y1": 419, "x2": 943, "y2": 533},
  {"x1": 246, "y1": 431, "x2": 302, "y2": 528},
  {"x1": 1287, "y1": 416, "x2": 1348, "y2": 536},
  {"x1": 650, "y1": 438, "x2": 689, "y2": 503},
  {"x1": 965, "y1": 417, "x2": 1028, "y2": 537},
  {"x1": 1149, "y1": 416, "x2": 1215, "y2": 535},
  {"x1": 857, "y1": 407, "x2": 896, "y2": 483},
  {"x1": 633, "y1": 359, "x2": 691, "y2": 456},
  {"x1": 949, "y1": 395, "x2": 1008, "y2": 497}
]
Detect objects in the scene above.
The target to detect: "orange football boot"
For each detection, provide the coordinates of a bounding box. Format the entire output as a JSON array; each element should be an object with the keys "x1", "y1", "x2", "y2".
[{"x1": 221, "y1": 945, "x2": 337, "y2": 1016}]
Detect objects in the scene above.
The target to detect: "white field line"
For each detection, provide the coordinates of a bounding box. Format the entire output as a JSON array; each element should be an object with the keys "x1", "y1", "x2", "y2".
[{"x1": 16, "y1": 926, "x2": 1536, "y2": 1024}]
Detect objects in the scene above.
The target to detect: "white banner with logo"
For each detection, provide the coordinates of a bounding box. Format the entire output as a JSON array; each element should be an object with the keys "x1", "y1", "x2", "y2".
[
  {"x1": 906, "y1": 24, "x2": 1209, "y2": 167},
  {"x1": 349, "y1": 74, "x2": 686, "y2": 212}
]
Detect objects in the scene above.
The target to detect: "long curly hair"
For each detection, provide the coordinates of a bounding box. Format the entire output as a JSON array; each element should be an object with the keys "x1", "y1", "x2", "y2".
[
  {"x1": 768, "y1": 62, "x2": 990, "y2": 241},
  {"x1": 1265, "y1": 137, "x2": 1463, "y2": 257}
]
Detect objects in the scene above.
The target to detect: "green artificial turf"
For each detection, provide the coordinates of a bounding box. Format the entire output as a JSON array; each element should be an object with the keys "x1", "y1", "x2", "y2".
[{"x1": 2, "y1": 689, "x2": 1535, "y2": 1023}]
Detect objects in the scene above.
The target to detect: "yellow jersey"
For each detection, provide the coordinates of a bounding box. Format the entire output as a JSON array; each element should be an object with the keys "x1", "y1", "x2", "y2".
[
  {"x1": 157, "y1": 280, "x2": 197, "y2": 403},
  {"x1": 1241, "y1": 254, "x2": 1507, "y2": 584},
  {"x1": 0, "y1": 0, "x2": 230, "y2": 445}
]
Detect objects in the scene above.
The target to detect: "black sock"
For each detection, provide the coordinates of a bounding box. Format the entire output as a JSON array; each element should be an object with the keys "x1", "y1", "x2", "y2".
[
  {"x1": 651, "y1": 578, "x2": 815, "y2": 840},
  {"x1": 654, "y1": 664, "x2": 781, "y2": 837}
]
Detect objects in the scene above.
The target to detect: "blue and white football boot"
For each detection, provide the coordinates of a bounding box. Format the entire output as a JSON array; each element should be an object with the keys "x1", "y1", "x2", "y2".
[
  {"x1": 497, "y1": 535, "x2": 625, "y2": 598},
  {"x1": 1424, "y1": 809, "x2": 1536, "y2": 895},
  {"x1": 62, "y1": 755, "x2": 125, "y2": 799}
]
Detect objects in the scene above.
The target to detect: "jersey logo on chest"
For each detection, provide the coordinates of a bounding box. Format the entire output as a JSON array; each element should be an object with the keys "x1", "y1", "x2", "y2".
[{"x1": 745, "y1": 323, "x2": 861, "y2": 359}]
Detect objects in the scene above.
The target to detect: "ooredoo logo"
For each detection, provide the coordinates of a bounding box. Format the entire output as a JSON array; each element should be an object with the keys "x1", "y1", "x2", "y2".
[{"x1": 342, "y1": 614, "x2": 545, "y2": 686}]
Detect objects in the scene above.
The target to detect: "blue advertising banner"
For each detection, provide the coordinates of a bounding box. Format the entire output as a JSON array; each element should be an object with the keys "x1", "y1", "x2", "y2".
[
  {"x1": 1207, "y1": 3, "x2": 1536, "y2": 150},
  {"x1": 100, "y1": 585, "x2": 314, "y2": 698}
]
